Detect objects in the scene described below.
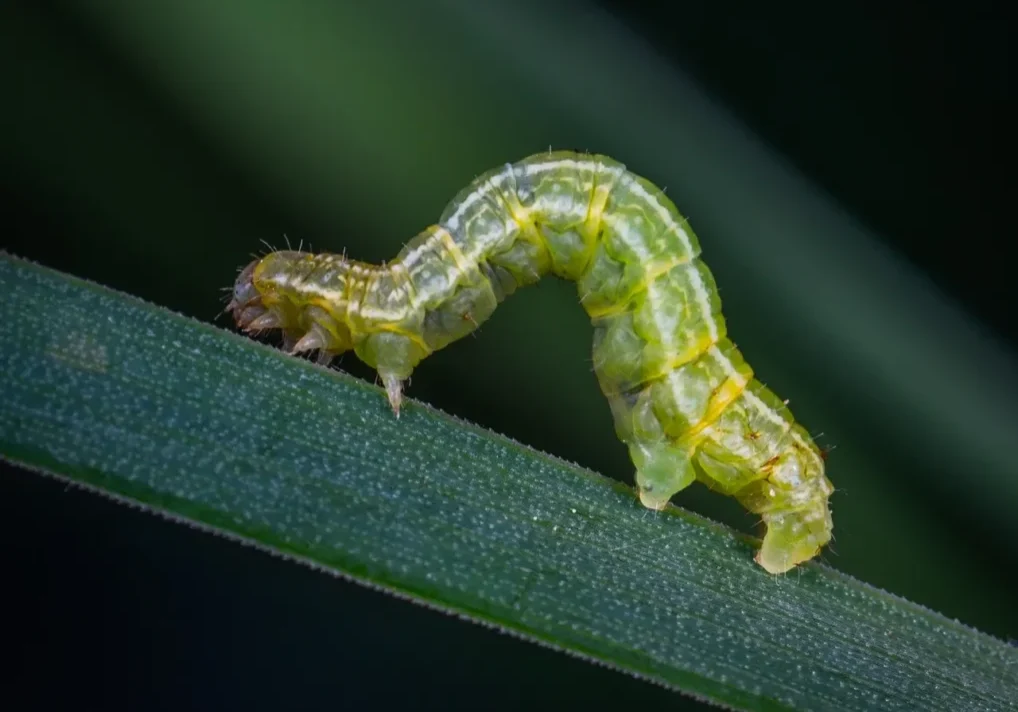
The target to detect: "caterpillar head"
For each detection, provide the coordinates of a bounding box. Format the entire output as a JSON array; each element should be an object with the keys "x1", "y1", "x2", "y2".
[
  {"x1": 227, "y1": 258, "x2": 270, "y2": 331},
  {"x1": 227, "y1": 253, "x2": 355, "y2": 368},
  {"x1": 228, "y1": 252, "x2": 428, "y2": 417},
  {"x1": 229, "y1": 252, "x2": 362, "y2": 346}
]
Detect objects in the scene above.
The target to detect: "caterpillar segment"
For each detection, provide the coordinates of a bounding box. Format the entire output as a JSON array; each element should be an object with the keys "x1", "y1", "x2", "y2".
[{"x1": 228, "y1": 150, "x2": 834, "y2": 574}]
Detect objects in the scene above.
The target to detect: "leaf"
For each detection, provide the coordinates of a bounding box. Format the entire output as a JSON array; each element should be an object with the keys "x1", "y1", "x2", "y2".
[{"x1": 1, "y1": 252, "x2": 1014, "y2": 712}]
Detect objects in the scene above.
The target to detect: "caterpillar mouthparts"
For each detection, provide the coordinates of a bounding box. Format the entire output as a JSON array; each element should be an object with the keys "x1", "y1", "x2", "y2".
[{"x1": 228, "y1": 259, "x2": 268, "y2": 329}]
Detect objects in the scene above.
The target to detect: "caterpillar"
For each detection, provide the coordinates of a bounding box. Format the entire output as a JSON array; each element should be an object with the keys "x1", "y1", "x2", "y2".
[{"x1": 227, "y1": 150, "x2": 834, "y2": 574}]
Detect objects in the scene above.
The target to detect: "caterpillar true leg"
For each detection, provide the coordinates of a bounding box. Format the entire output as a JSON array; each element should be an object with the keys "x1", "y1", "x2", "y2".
[{"x1": 228, "y1": 150, "x2": 835, "y2": 574}]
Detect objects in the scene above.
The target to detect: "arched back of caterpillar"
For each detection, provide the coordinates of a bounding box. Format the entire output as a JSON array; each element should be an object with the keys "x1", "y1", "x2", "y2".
[{"x1": 228, "y1": 150, "x2": 834, "y2": 574}]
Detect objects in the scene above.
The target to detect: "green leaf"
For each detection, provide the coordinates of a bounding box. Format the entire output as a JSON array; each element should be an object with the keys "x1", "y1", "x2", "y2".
[{"x1": 1, "y1": 251, "x2": 1014, "y2": 712}]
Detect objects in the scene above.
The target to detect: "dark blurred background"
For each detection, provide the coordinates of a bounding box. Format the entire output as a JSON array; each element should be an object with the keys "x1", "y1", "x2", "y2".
[{"x1": 2, "y1": 1, "x2": 1013, "y2": 710}]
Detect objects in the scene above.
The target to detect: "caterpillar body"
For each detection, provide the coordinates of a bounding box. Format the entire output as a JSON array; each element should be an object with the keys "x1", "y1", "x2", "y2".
[{"x1": 228, "y1": 150, "x2": 834, "y2": 574}]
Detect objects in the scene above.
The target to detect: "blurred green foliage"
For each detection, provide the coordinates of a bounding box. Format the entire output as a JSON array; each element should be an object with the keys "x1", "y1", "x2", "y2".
[{"x1": 3, "y1": 0, "x2": 1015, "y2": 692}]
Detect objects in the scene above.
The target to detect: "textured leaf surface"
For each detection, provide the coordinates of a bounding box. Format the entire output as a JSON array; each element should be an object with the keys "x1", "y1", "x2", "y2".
[{"x1": 1, "y1": 253, "x2": 1014, "y2": 712}]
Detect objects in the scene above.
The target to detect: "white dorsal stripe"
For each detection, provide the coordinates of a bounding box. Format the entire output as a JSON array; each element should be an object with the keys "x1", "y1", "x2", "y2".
[{"x1": 436, "y1": 156, "x2": 694, "y2": 256}]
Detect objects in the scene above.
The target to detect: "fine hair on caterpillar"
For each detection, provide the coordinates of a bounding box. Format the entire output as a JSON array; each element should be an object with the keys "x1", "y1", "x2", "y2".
[{"x1": 227, "y1": 150, "x2": 835, "y2": 575}]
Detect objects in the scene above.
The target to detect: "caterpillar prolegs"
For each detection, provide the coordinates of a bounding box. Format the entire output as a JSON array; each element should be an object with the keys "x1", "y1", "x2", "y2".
[{"x1": 228, "y1": 150, "x2": 834, "y2": 574}]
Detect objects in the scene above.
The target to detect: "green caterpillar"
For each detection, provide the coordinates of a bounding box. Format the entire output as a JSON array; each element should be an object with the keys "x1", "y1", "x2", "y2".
[{"x1": 228, "y1": 150, "x2": 834, "y2": 574}]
